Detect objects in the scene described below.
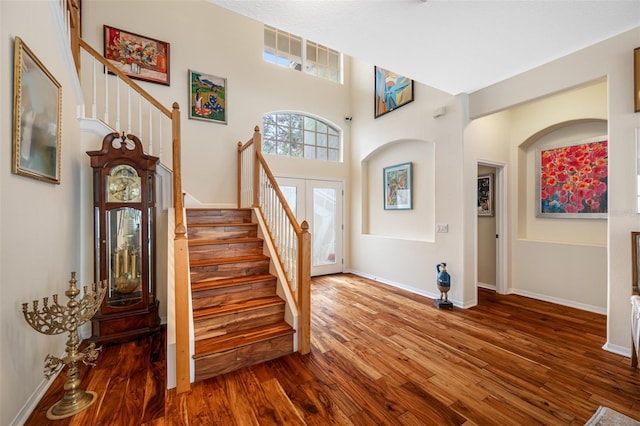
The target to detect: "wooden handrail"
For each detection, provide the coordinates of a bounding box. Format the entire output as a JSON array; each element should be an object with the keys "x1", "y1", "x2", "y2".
[
  {"x1": 255, "y1": 153, "x2": 303, "y2": 235},
  {"x1": 69, "y1": 1, "x2": 191, "y2": 392},
  {"x1": 237, "y1": 126, "x2": 311, "y2": 355},
  {"x1": 78, "y1": 40, "x2": 172, "y2": 118}
]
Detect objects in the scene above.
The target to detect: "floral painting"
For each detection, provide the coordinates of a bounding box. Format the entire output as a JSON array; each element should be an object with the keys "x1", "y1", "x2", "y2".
[
  {"x1": 104, "y1": 26, "x2": 170, "y2": 85},
  {"x1": 374, "y1": 66, "x2": 414, "y2": 118},
  {"x1": 189, "y1": 70, "x2": 226, "y2": 124},
  {"x1": 384, "y1": 162, "x2": 412, "y2": 210},
  {"x1": 537, "y1": 136, "x2": 608, "y2": 218}
]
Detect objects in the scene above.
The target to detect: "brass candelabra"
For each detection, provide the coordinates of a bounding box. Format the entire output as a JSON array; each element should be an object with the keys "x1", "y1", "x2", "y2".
[{"x1": 22, "y1": 272, "x2": 107, "y2": 420}]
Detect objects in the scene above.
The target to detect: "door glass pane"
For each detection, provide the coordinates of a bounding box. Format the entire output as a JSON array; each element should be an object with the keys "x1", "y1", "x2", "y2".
[
  {"x1": 106, "y1": 207, "x2": 142, "y2": 307},
  {"x1": 280, "y1": 185, "x2": 297, "y2": 217},
  {"x1": 313, "y1": 188, "x2": 336, "y2": 266}
]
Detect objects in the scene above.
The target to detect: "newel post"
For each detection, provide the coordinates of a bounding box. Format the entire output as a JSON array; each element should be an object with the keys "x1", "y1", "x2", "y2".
[
  {"x1": 172, "y1": 102, "x2": 191, "y2": 394},
  {"x1": 298, "y1": 221, "x2": 311, "y2": 354},
  {"x1": 237, "y1": 141, "x2": 243, "y2": 208}
]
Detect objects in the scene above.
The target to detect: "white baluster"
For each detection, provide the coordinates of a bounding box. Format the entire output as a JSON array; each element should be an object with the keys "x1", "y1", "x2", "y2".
[
  {"x1": 148, "y1": 107, "x2": 154, "y2": 156},
  {"x1": 91, "y1": 59, "x2": 96, "y2": 118},
  {"x1": 104, "y1": 67, "x2": 109, "y2": 124},
  {"x1": 127, "y1": 86, "x2": 131, "y2": 134},
  {"x1": 115, "y1": 78, "x2": 121, "y2": 131},
  {"x1": 157, "y1": 110, "x2": 162, "y2": 159},
  {"x1": 138, "y1": 95, "x2": 142, "y2": 139}
]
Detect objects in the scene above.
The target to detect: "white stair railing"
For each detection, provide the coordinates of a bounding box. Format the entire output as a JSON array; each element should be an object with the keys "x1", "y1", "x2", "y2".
[
  {"x1": 78, "y1": 41, "x2": 172, "y2": 165},
  {"x1": 237, "y1": 127, "x2": 311, "y2": 354}
]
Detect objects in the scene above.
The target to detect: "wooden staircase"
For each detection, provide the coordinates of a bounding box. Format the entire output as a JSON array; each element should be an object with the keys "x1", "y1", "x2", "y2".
[{"x1": 187, "y1": 208, "x2": 295, "y2": 381}]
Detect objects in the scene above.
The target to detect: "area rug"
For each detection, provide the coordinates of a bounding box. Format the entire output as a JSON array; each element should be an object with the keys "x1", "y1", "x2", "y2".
[{"x1": 585, "y1": 406, "x2": 640, "y2": 426}]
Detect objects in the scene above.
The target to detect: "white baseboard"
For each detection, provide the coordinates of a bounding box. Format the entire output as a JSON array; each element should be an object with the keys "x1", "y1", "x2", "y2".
[
  {"x1": 183, "y1": 192, "x2": 235, "y2": 209},
  {"x1": 602, "y1": 341, "x2": 632, "y2": 358},
  {"x1": 509, "y1": 288, "x2": 606, "y2": 315},
  {"x1": 348, "y1": 269, "x2": 469, "y2": 308},
  {"x1": 477, "y1": 282, "x2": 496, "y2": 291},
  {"x1": 11, "y1": 357, "x2": 63, "y2": 425}
]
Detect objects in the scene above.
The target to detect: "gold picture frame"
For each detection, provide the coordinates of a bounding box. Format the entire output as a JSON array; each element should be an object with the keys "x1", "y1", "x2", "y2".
[
  {"x1": 635, "y1": 47, "x2": 640, "y2": 113},
  {"x1": 12, "y1": 37, "x2": 62, "y2": 184}
]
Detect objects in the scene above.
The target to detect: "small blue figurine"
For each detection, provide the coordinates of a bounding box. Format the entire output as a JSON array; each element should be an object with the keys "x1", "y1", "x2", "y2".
[{"x1": 435, "y1": 262, "x2": 453, "y2": 309}]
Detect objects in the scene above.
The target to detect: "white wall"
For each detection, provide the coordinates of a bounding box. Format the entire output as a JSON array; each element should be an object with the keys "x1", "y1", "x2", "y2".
[
  {"x1": 348, "y1": 57, "x2": 467, "y2": 304},
  {"x1": 82, "y1": 0, "x2": 351, "y2": 207},
  {"x1": 468, "y1": 27, "x2": 640, "y2": 351},
  {"x1": 473, "y1": 82, "x2": 609, "y2": 313},
  {"x1": 1, "y1": 1, "x2": 85, "y2": 424}
]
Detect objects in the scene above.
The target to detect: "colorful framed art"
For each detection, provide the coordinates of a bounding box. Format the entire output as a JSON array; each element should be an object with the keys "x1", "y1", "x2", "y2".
[
  {"x1": 189, "y1": 70, "x2": 227, "y2": 124},
  {"x1": 12, "y1": 37, "x2": 62, "y2": 184},
  {"x1": 477, "y1": 174, "x2": 494, "y2": 217},
  {"x1": 536, "y1": 136, "x2": 608, "y2": 219},
  {"x1": 374, "y1": 66, "x2": 414, "y2": 118},
  {"x1": 384, "y1": 162, "x2": 412, "y2": 210},
  {"x1": 104, "y1": 25, "x2": 170, "y2": 85}
]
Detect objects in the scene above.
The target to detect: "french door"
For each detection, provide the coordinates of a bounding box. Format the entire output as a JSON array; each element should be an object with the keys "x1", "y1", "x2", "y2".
[{"x1": 277, "y1": 177, "x2": 343, "y2": 276}]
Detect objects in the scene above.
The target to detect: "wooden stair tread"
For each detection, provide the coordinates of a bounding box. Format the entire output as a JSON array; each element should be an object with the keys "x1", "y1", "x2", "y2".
[
  {"x1": 193, "y1": 322, "x2": 294, "y2": 358},
  {"x1": 191, "y1": 273, "x2": 275, "y2": 292},
  {"x1": 190, "y1": 254, "x2": 269, "y2": 268},
  {"x1": 187, "y1": 208, "x2": 252, "y2": 212},
  {"x1": 188, "y1": 237, "x2": 262, "y2": 247},
  {"x1": 193, "y1": 296, "x2": 284, "y2": 319},
  {"x1": 188, "y1": 222, "x2": 256, "y2": 228}
]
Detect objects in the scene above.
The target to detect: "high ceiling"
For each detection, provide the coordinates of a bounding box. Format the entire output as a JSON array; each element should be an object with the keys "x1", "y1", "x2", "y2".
[{"x1": 208, "y1": 0, "x2": 640, "y2": 95}]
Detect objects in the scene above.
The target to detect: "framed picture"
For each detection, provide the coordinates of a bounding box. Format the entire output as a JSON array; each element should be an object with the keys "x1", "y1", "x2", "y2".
[
  {"x1": 635, "y1": 47, "x2": 640, "y2": 113},
  {"x1": 477, "y1": 174, "x2": 494, "y2": 217},
  {"x1": 12, "y1": 37, "x2": 62, "y2": 184},
  {"x1": 632, "y1": 231, "x2": 640, "y2": 295},
  {"x1": 384, "y1": 162, "x2": 412, "y2": 210},
  {"x1": 189, "y1": 70, "x2": 227, "y2": 124},
  {"x1": 536, "y1": 135, "x2": 608, "y2": 219},
  {"x1": 104, "y1": 25, "x2": 170, "y2": 86},
  {"x1": 374, "y1": 66, "x2": 414, "y2": 118}
]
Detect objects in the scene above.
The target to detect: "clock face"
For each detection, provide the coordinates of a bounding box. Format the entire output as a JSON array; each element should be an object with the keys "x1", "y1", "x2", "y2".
[{"x1": 107, "y1": 165, "x2": 142, "y2": 202}]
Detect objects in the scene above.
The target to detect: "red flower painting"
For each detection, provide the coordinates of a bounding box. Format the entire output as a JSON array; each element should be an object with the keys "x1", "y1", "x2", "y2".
[{"x1": 539, "y1": 139, "x2": 608, "y2": 215}]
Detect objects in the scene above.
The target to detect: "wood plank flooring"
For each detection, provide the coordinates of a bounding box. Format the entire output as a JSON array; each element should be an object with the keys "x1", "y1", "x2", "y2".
[{"x1": 25, "y1": 273, "x2": 640, "y2": 425}]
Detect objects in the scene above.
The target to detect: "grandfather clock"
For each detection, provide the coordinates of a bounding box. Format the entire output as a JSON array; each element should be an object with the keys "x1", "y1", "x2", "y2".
[{"x1": 87, "y1": 132, "x2": 161, "y2": 344}]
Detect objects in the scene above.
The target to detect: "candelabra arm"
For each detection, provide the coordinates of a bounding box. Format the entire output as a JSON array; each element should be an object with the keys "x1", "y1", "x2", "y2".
[{"x1": 20, "y1": 273, "x2": 107, "y2": 420}]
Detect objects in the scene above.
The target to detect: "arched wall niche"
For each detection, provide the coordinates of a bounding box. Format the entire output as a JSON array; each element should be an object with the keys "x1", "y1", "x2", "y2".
[
  {"x1": 361, "y1": 138, "x2": 435, "y2": 241},
  {"x1": 517, "y1": 118, "x2": 608, "y2": 244}
]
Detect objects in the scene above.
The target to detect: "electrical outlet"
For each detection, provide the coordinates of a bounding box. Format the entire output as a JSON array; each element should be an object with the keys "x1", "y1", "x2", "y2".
[{"x1": 436, "y1": 224, "x2": 449, "y2": 233}]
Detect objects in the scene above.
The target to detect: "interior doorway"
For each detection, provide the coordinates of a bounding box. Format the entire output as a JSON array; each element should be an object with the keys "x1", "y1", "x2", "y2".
[
  {"x1": 276, "y1": 177, "x2": 344, "y2": 276},
  {"x1": 477, "y1": 161, "x2": 506, "y2": 295}
]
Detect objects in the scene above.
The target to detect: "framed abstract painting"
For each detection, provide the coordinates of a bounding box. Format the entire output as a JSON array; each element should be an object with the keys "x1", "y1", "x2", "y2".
[
  {"x1": 104, "y1": 25, "x2": 170, "y2": 85},
  {"x1": 189, "y1": 70, "x2": 227, "y2": 124},
  {"x1": 374, "y1": 66, "x2": 414, "y2": 118},
  {"x1": 536, "y1": 136, "x2": 608, "y2": 219},
  {"x1": 384, "y1": 162, "x2": 412, "y2": 210},
  {"x1": 12, "y1": 37, "x2": 62, "y2": 184}
]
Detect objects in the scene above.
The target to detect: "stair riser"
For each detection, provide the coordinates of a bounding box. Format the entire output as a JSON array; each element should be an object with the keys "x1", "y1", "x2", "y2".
[
  {"x1": 190, "y1": 259, "x2": 270, "y2": 282},
  {"x1": 194, "y1": 305, "x2": 285, "y2": 341},
  {"x1": 192, "y1": 280, "x2": 277, "y2": 310},
  {"x1": 186, "y1": 209, "x2": 252, "y2": 225},
  {"x1": 188, "y1": 225, "x2": 257, "y2": 241},
  {"x1": 189, "y1": 241, "x2": 263, "y2": 261},
  {"x1": 194, "y1": 334, "x2": 293, "y2": 381}
]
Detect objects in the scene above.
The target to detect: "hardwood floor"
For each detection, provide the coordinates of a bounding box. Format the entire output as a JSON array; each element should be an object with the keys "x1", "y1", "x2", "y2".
[{"x1": 25, "y1": 273, "x2": 640, "y2": 425}]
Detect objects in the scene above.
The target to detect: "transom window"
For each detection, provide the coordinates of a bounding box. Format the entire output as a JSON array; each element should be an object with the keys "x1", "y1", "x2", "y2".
[
  {"x1": 262, "y1": 113, "x2": 341, "y2": 162},
  {"x1": 263, "y1": 25, "x2": 342, "y2": 84}
]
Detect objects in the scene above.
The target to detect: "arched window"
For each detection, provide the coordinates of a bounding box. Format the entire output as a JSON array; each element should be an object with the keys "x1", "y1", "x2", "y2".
[{"x1": 262, "y1": 112, "x2": 341, "y2": 162}]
